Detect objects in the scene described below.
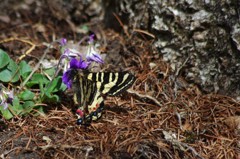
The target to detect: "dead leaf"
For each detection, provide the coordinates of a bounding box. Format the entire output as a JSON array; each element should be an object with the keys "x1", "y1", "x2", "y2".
[
  {"x1": 224, "y1": 116, "x2": 240, "y2": 130},
  {"x1": 182, "y1": 120, "x2": 192, "y2": 131}
]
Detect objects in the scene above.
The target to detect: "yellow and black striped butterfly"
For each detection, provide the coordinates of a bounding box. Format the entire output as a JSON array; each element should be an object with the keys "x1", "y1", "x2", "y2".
[{"x1": 72, "y1": 70, "x2": 136, "y2": 125}]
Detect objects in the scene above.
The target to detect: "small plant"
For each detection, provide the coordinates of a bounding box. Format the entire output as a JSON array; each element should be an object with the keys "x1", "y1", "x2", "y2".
[{"x1": 0, "y1": 49, "x2": 66, "y2": 120}]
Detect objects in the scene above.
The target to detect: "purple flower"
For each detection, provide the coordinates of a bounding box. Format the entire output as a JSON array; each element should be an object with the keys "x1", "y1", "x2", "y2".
[
  {"x1": 62, "y1": 70, "x2": 73, "y2": 89},
  {"x1": 62, "y1": 48, "x2": 81, "y2": 59},
  {"x1": 88, "y1": 34, "x2": 95, "y2": 43},
  {"x1": 59, "y1": 37, "x2": 104, "y2": 65},
  {"x1": 86, "y1": 46, "x2": 104, "y2": 64},
  {"x1": 59, "y1": 36, "x2": 105, "y2": 89},
  {"x1": 59, "y1": 38, "x2": 67, "y2": 46},
  {"x1": 0, "y1": 89, "x2": 14, "y2": 110},
  {"x1": 62, "y1": 58, "x2": 90, "y2": 89},
  {"x1": 70, "y1": 58, "x2": 89, "y2": 69},
  {"x1": 63, "y1": 48, "x2": 70, "y2": 56},
  {"x1": 6, "y1": 91, "x2": 13, "y2": 104},
  {"x1": 86, "y1": 52, "x2": 103, "y2": 63}
]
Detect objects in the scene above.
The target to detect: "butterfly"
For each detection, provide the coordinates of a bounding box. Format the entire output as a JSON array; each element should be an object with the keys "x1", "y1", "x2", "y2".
[{"x1": 72, "y1": 71, "x2": 136, "y2": 125}]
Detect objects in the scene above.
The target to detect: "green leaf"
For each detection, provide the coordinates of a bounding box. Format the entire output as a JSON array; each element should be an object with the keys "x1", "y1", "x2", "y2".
[
  {"x1": 11, "y1": 97, "x2": 23, "y2": 115},
  {"x1": 18, "y1": 101, "x2": 35, "y2": 115},
  {"x1": 12, "y1": 97, "x2": 20, "y2": 108},
  {"x1": 19, "y1": 61, "x2": 32, "y2": 79},
  {"x1": 46, "y1": 76, "x2": 66, "y2": 93},
  {"x1": 0, "y1": 97, "x2": 21, "y2": 119},
  {"x1": 39, "y1": 76, "x2": 66, "y2": 103},
  {"x1": 0, "y1": 106, "x2": 13, "y2": 120},
  {"x1": 26, "y1": 73, "x2": 49, "y2": 87},
  {"x1": 0, "y1": 59, "x2": 20, "y2": 82},
  {"x1": 0, "y1": 49, "x2": 10, "y2": 69},
  {"x1": 19, "y1": 90, "x2": 35, "y2": 101},
  {"x1": 44, "y1": 67, "x2": 56, "y2": 77},
  {"x1": 22, "y1": 101, "x2": 35, "y2": 109},
  {"x1": 0, "y1": 66, "x2": 12, "y2": 82},
  {"x1": 41, "y1": 91, "x2": 59, "y2": 103},
  {"x1": 7, "y1": 59, "x2": 20, "y2": 82},
  {"x1": 33, "y1": 106, "x2": 45, "y2": 116}
]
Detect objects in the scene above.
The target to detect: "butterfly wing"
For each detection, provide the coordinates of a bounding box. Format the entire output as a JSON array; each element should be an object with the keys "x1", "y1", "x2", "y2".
[
  {"x1": 86, "y1": 72, "x2": 136, "y2": 96},
  {"x1": 73, "y1": 71, "x2": 104, "y2": 125}
]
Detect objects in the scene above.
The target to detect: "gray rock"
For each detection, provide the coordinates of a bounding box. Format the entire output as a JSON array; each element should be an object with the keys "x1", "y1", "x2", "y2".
[{"x1": 102, "y1": 0, "x2": 240, "y2": 96}]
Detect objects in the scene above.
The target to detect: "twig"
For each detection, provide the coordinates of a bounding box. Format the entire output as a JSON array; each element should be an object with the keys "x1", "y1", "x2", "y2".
[
  {"x1": 20, "y1": 43, "x2": 52, "y2": 88},
  {"x1": 175, "y1": 112, "x2": 183, "y2": 130},
  {"x1": 0, "y1": 37, "x2": 36, "y2": 62},
  {"x1": 0, "y1": 147, "x2": 22, "y2": 159},
  {"x1": 38, "y1": 144, "x2": 91, "y2": 151},
  {"x1": 127, "y1": 89, "x2": 162, "y2": 107},
  {"x1": 25, "y1": 135, "x2": 32, "y2": 149},
  {"x1": 113, "y1": 13, "x2": 130, "y2": 38},
  {"x1": 163, "y1": 131, "x2": 204, "y2": 159},
  {"x1": 175, "y1": 54, "x2": 189, "y2": 77},
  {"x1": 179, "y1": 142, "x2": 204, "y2": 159},
  {"x1": 173, "y1": 54, "x2": 190, "y2": 98},
  {"x1": 133, "y1": 29, "x2": 155, "y2": 39},
  {"x1": 56, "y1": 149, "x2": 74, "y2": 159},
  {"x1": 7, "y1": 106, "x2": 20, "y2": 120}
]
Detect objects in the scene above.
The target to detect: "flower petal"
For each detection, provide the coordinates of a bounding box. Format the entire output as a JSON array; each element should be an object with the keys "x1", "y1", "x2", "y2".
[
  {"x1": 0, "y1": 88, "x2": 13, "y2": 110},
  {"x1": 63, "y1": 48, "x2": 71, "y2": 56},
  {"x1": 87, "y1": 52, "x2": 104, "y2": 64},
  {"x1": 78, "y1": 60, "x2": 89, "y2": 69},
  {"x1": 62, "y1": 70, "x2": 73, "y2": 89},
  {"x1": 70, "y1": 58, "x2": 79, "y2": 69},
  {"x1": 88, "y1": 34, "x2": 95, "y2": 43},
  {"x1": 3, "y1": 103, "x2": 8, "y2": 110},
  {"x1": 69, "y1": 57, "x2": 89, "y2": 69},
  {"x1": 59, "y1": 38, "x2": 67, "y2": 46}
]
